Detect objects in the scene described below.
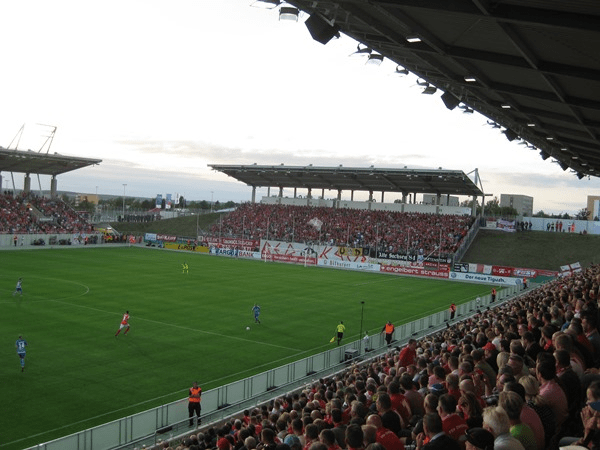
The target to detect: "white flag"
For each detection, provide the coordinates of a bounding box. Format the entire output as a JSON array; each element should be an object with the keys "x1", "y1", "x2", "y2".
[{"x1": 308, "y1": 217, "x2": 323, "y2": 231}]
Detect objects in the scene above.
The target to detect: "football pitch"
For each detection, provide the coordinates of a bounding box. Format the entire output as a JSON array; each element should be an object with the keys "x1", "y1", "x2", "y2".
[{"x1": 0, "y1": 246, "x2": 492, "y2": 449}]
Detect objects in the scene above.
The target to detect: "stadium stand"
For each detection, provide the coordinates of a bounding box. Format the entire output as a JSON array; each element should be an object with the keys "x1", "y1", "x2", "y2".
[
  {"x1": 0, "y1": 192, "x2": 93, "y2": 235},
  {"x1": 211, "y1": 204, "x2": 474, "y2": 258},
  {"x1": 136, "y1": 264, "x2": 599, "y2": 450}
]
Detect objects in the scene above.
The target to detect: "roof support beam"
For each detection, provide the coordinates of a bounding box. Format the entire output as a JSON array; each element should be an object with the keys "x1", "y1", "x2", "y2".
[{"x1": 373, "y1": 0, "x2": 600, "y2": 33}]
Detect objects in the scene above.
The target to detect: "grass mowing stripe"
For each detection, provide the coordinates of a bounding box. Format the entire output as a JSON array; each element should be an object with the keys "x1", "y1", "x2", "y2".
[
  {"x1": 48, "y1": 298, "x2": 303, "y2": 351},
  {"x1": 0, "y1": 247, "x2": 492, "y2": 450}
]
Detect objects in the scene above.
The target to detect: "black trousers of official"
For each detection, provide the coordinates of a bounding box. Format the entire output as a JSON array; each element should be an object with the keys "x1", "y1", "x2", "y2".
[
  {"x1": 385, "y1": 333, "x2": 393, "y2": 347},
  {"x1": 188, "y1": 402, "x2": 201, "y2": 426}
]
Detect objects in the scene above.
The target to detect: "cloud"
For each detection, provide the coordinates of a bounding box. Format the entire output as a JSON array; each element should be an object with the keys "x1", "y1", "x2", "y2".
[{"x1": 111, "y1": 139, "x2": 422, "y2": 170}]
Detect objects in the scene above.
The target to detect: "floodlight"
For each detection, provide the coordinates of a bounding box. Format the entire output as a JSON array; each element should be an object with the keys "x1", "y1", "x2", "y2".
[
  {"x1": 394, "y1": 65, "x2": 409, "y2": 76},
  {"x1": 279, "y1": 6, "x2": 299, "y2": 21},
  {"x1": 540, "y1": 150, "x2": 550, "y2": 160},
  {"x1": 366, "y1": 53, "x2": 384, "y2": 65},
  {"x1": 350, "y1": 44, "x2": 371, "y2": 57}
]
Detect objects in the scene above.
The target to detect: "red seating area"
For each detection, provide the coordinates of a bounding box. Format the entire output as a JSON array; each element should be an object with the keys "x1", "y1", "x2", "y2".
[
  {"x1": 0, "y1": 192, "x2": 93, "y2": 235},
  {"x1": 0, "y1": 192, "x2": 37, "y2": 233},
  {"x1": 211, "y1": 203, "x2": 474, "y2": 257}
]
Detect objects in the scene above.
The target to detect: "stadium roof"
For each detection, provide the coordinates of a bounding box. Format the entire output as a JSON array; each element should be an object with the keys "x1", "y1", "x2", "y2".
[
  {"x1": 209, "y1": 164, "x2": 483, "y2": 197},
  {"x1": 0, "y1": 147, "x2": 102, "y2": 176},
  {"x1": 283, "y1": 0, "x2": 600, "y2": 179}
]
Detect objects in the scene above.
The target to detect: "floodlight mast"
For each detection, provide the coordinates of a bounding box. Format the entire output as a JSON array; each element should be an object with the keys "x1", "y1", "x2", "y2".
[
  {"x1": 466, "y1": 168, "x2": 489, "y2": 217},
  {"x1": 7, "y1": 124, "x2": 25, "y2": 150},
  {"x1": 6, "y1": 124, "x2": 57, "y2": 193},
  {"x1": 359, "y1": 301, "x2": 365, "y2": 354},
  {"x1": 36, "y1": 124, "x2": 57, "y2": 154}
]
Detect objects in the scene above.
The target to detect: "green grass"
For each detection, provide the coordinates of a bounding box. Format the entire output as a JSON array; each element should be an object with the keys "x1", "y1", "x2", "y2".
[
  {"x1": 0, "y1": 247, "x2": 492, "y2": 450},
  {"x1": 109, "y1": 212, "x2": 221, "y2": 237},
  {"x1": 463, "y1": 229, "x2": 600, "y2": 270}
]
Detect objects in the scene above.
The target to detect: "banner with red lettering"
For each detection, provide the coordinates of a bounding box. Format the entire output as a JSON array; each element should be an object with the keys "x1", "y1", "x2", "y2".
[
  {"x1": 200, "y1": 236, "x2": 260, "y2": 251},
  {"x1": 320, "y1": 245, "x2": 368, "y2": 262},
  {"x1": 496, "y1": 220, "x2": 516, "y2": 232},
  {"x1": 156, "y1": 234, "x2": 177, "y2": 242},
  {"x1": 492, "y1": 266, "x2": 514, "y2": 277},
  {"x1": 261, "y1": 240, "x2": 318, "y2": 265},
  {"x1": 513, "y1": 267, "x2": 538, "y2": 278},
  {"x1": 380, "y1": 264, "x2": 449, "y2": 279}
]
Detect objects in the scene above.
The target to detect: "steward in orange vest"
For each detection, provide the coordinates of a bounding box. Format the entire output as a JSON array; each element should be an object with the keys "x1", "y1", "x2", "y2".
[
  {"x1": 188, "y1": 381, "x2": 202, "y2": 426},
  {"x1": 382, "y1": 321, "x2": 395, "y2": 347}
]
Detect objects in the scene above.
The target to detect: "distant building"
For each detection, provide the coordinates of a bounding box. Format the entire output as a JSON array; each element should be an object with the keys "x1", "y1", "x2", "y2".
[
  {"x1": 422, "y1": 194, "x2": 459, "y2": 206},
  {"x1": 587, "y1": 195, "x2": 600, "y2": 221},
  {"x1": 75, "y1": 193, "x2": 100, "y2": 206},
  {"x1": 500, "y1": 194, "x2": 533, "y2": 217}
]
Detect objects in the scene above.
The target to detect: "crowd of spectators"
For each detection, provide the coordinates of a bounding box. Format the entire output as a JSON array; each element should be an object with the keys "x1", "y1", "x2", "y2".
[
  {"x1": 148, "y1": 263, "x2": 600, "y2": 450},
  {"x1": 0, "y1": 191, "x2": 37, "y2": 233},
  {"x1": 211, "y1": 204, "x2": 474, "y2": 258},
  {"x1": 0, "y1": 192, "x2": 93, "y2": 235}
]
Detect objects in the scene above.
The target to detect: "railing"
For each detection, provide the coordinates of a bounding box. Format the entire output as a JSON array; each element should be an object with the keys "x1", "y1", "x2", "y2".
[
  {"x1": 27, "y1": 284, "x2": 523, "y2": 450},
  {"x1": 0, "y1": 232, "x2": 102, "y2": 247},
  {"x1": 453, "y1": 215, "x2": 481, "y2": 263}
]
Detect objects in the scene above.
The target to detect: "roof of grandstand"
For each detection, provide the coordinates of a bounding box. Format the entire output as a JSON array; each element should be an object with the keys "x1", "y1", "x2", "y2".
[
  {"x1": 286, "y1": 1, "x2": 600, "y2": 179},
  {"x1": 0, "y1": 147, "x2": 101, "y2": 176},
  {"x1": 209, "y1": 164, "x2": 483, "y2": 197}
]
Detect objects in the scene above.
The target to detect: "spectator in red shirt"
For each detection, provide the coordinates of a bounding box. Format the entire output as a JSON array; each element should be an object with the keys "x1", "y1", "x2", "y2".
[
  {"x1": 388, "y1": 381, "x2": 412, "y2": 427},
  {"x1": 365, "y1": 414, "x2": 404, "y2": 450},
  {"x1": 319, "y1": 428, "x2": 342, "y2": 450},
  {"x1": 398, "y1": 339, "x2": 418, "y2": 369},
  {"x1": 437, "y1": 394, "x2": 469, "y2": 443}
]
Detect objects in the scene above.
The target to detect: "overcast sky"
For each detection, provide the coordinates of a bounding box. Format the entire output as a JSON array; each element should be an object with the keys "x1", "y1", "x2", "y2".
[{"x1": 1, "y1": 0, "x2": 598, "y2": 215}]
